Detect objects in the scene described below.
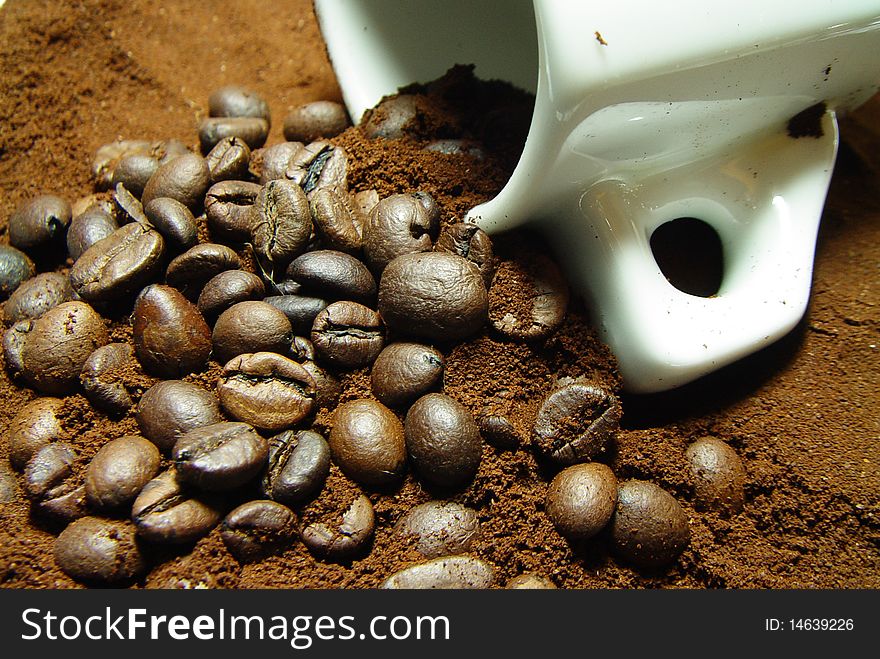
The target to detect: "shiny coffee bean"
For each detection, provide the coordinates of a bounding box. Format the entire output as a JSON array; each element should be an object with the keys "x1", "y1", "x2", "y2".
[
  {"x1": 80, "y1": 343, "x2": 134, "y2": 414},
  {"x1": 70, "y1": 222, "x2": 165, "y2": 302},
  {"x1": 204, "y1": 180, "x2": 261, "y2": 242},
  {"x1": 686, "y1": 437, "x2": 746, "y2": 516},
  {"x1": 329, "y1": 399, "x2": 406, "y2": 487},
  {"x1": 131, "y1": 284, "x2": 212, "y2": 377},
  {"x1": 3, "y1": 319, "x2": 30, "y2": 374},
  {"x1": 136, "y1": 380, "x2": 223, "y2": 453},
  {"x1": 9, "y1": 194, "x2": 71, "y2": 252},
  {"x1": 0, "y1": 245, "x2": 35, "y2": 299},
  {"x1": 546, "y1": 463, "x2": 618, "y2": 540},
  {"x1": 533, "y1": 382, "x2": 622, "y2": 465},
  {"x1": 113, "y1": 182, "x2": 149, "y2": 224},
  {"x1": 197, "y1": 270, "x2": 265, "y2": 320},
  {"x1": 143, "y1": 197, "x2": 198, "y2": 252},
  {"x1": 220, "y1": 500, "x2": 297, "y2": 562},
  {"x1": 371, "y1": 342, "x2": 444, "y2": 408},
  {"x1": 283, "y1": 101, "x2": 350, "y2": 142},
  {"x1": 4, "y1": 272, "x2": 74, "y2": 323},
  {"x1": 311, "y1": 301, "x2": 385, "y2": 368},
  {"x1": 20, "y1": 301, "x2": 109, "y2": 395},
  {"x1": 301, "y1": 493, "x2": 375, "y2": 561},
  {"x1": 213, "y1": 301, "x2": 293, "y2": 363},
  {"x1": 286, "y1": 250, "x2": 376, "y2": 303},
  {"x1": 141, "y1": 153, "x2": 211, "y2": 213},
  {"x1": 263, "y1": 430, "x2": 331, "y2": 504},
  {"x1": 132, "y1": 470, "x2": 222, "y2": 543},
  {"x1": 364, "y1": 192, "x2": 438, "y2": 274},
  {"x1": 66, "y1": 204, "x2": 118, "y2": 261},
  {"x1": 218, "y1": 352, "x2": 316, "y2": 431},
  {"x1": 92, "y1": 139, "x2": 156, "y2": 189},
  {"x1": 362, "y1": 95, "x2": 418, "y2": 140},
  {"x1": 264, "y1": 294, "x2": 328, "y2": 335},
  {"x1": 24, "y1": 442, "x2": 87, "y2": 522},
  {"x1": 85, "y1": 435, "x2": 161, "y2": 511},
  {"x1": 251, "y1": 179, "x2": 312, "y2": 271},
  {"x1": 111, "y1": 154, "x2": 159, "y2": 198},
  {"x1": 611, "y1": 480, "x2": 691, "y2": 568},
  {"x1": 173, "y1": 421, "x2": 268, "y2": 491},
  {"x1": 395, "y1": 501, "x2": 481, "y2": 558},
  {"x1": 208, "y1": 85, "x2": 270, "y2": 122},
  {"x1": 379, "y1": 252, "x2": 488, "y2": 342},
  {"x1": 489, "y1": 254, "x2": 569, "y2": 341},
  {"x1": 381, "y1": 555, "x2": 494, "y2": 589},
  {"x1": 198, "y1": 117, "x2": 269, "y2": 153},
  {"x1": 205, "y1": 136, "x2": 251, "y2": 183},
  {"x1": 477, "y1": 414, "x2": 522, "y2": 450},
  {"x1": 309, "y1": 187, "x2": 362, "y2": 254},
  {"x1": 285, "y1": 141, "x2": 348, "y2": 196},
  {"x1": 165, "y1": 243, "x2": 241, "y2": 300},
  {"x1": 506, "y1": 574, "x2": 557, "y2": 589},
  {"x1": 7, "y1": 397, "x2": 65, "y2": 470},
  {"x1": 251, "y1": 141, "x2": 303, "y2": 184},
  {"x1": 54, "y1": 517, "x2": 146, "y2": 584},
  {"x1": 435, "y1": 222, "x2": 495, "y2": 286},
  {"x1": 405, "y1": 394, "x2": 482, "y2": 490}
]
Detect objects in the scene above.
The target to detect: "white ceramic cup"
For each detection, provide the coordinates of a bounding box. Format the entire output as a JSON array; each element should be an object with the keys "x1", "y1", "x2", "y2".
[{"x1": 315, "y1": 0, "x2": 880, "y2": 392}]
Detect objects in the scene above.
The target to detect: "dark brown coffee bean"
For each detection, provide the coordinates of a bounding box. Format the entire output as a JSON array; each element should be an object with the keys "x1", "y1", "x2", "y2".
[
  {"x1": 80, "y1": 343, "x2": 134, "y2": 414},
  {"x1": 489, "y1": 254, "x2": 569, "y2": 341},
  {"x1": 197, "y1": 270, "x2": 265, "y2": 320},
  {"x1": 4, "y1": 272, "x2": 74, "y2": 323},
  {"x1": 113, "y1": 182, "x2": 149, "y2": 225},
  {"x1": 311, "y1": 301, "x2": 385, "y2": 368},
  {"x1": 9, "y1": 194, "x2": 71, "y2": 252},
  {"x1": 54, "y1": 517, "x2": 146, "y2": 584},
  {"x1": 218, "y1": 352, "x2": 316, "y2": 431},
  {"x1": 371, "y1": 342, "x2": 444, "y2": 408},
  {"x1": 262, "y1": 430, "x2": 331, "y2": 504},
  {"x1": 0, "y1": 245, "x2": 35, "y2": 299},
  {"x1": 405, "y1": 393, "x2": 481, "y2": 490},
  {"x1": 212, "y1": 300, "x2": 293, "y2": 363},
  {"x1": 66, "y1": 204, "x2": 119, "y2": 261},
  {"x1": 70, "y1": 222, "x2": 165, "y2": 302},
  {"x1": 686, "y1": 437, "x2": 746, "y2": 515},
  {"x1": 283, "y1": 101, "x2": 350, "y2": 142},
  {"x1": 301, "y1": 493, "x2": 374, "y2": 561},
  {"x1": 362, "y1": 95, "x2": 418, "y2": 140},
  {"x1": 141, "y1": 153, "x2": 211, "y2": 213},
  {"x1": 251, "y1": 141, "x2": 303, "y2": 184},
  {"x1": 204, "y1": 180, "x2": 261, "y2": 242},
  {"x1": 309, "y1": 187, "x2": 362, "y2": 254},
  {"x1": 199, "y1": 117, "x2": 269, "y2": 153},
  {"x1": 381, "y1": 555, "x2": 494, "y2": 589},
  {"x1": 19, "y1": 301, "x2": 109, "y2": 395},
  {"x1": 173, "y1": 421, "x2": 269, "y2": 491},
  {"x1": 132, "y1": 470, "x2": 222, "y2": 544},
  {"x1": 611, "y1": 480, "x2": 690, "y2": 568},
  {"x1": 379, "y1": 252, "x2": 488, "y2": 342},
  {"x1": 208, "y1": 85, "x2": 271, "y2": 122},
  {"x1": 364, "y1": 192, "x2": 439, "y2": 274},
  {"x1": 435, "y1": 222, "x2": 495, "y2": 286},
  {"x1": 136, "y1": 380, "x2": 223, "y2": 453},
  {"x1": 264, "y1": 294, "x2": 328, "y2": 334},
  {"x1": 477, "y1": 414, "x2": 522, "y2": 450},
  {"x1": 395, "y1": 501, "x2": 481, "y2": 558},
  {"x1": 7, "y1": 397, "x2": 65, "y2": 470},
  {"x1": 533, "y1": 382, "x2": 622, "y2": 465},
  {"x1": 111, "y1": 154, "x2": 159, "y2": 198},
  {"x1": 506, "y1": 574, "x2": 557, "y2": 589},
  {"x1": 251, "y1": 179, "x2": 312, "y2": 272},
  {"x1": 92, "y1": 139, "x2": 156, "y2": 189},
  {"x1": 289, "y1": 335, "x2": 316, "y2": 362},
  {"x1": 285, "y1": 141, "x2": 348, "y2": 196},
  {"x1": 329, "y1": 399, "x2": 405, "y2": 487},
  {"x1": 24, "y1": 442, "x2": 87, "y2": 522},
  {"x1": 143, "y1": 197, "x2": 198, "y2": 252},
  {"x1": 220, "y1": 500, "x2": 297, "y2": 562},
  {"x1": 286, "y1": 250, "x2": 376, "y2": 303},
  {"x1": 165, "y1": 242, "x2": 242, "y2": 300},
  {"x1": 546, "y1": 463, "x2": 618, "y2": 540},
  {"x1": 205, "y1": 136, "x2": 251, "y2": 183},
  {"x1": 85, "y1": 435, "x2": 161, "y2": 511}
]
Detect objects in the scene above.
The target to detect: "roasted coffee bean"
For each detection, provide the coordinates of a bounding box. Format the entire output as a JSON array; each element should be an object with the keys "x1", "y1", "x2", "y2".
[
  {"x1": 143, "y1": 197, "x2": 198, "y2": 252},
  {"x1": 379, "y1": 252, "x2": 488, "y2": 342},
  {"x1": 289, "y1": 336, "x2": 315, "y2": 362},
  {"x1": 329, "y1": 399, "x2": 405, "y2": 487},
  {"x1": 218, "y1": 352, "x2": 316, "y2": 431},
  {"x1": 264, "y1": 294, "x2": 328, "y2": 335},
  {"x1": 381, "y1": 555, "x2": 494, "y2": 589},
  {"x1": 173, "y1": 421, "x2": 268, "y2": 491},
  {"x1": 251, "y1": 179, "x2": 312, "y2": 272},
  {"x1": 274, "y1": 279, "x2": 303, "y2": 295},
  {"x1": 213, "y1": 301, "x2": 293, "y2": 363},
  {"x1": 533, "y1": 382, "x2": 621, "y2": 465},
  {"x1": 0, "y1": 462, "x2": 20, "y2": 503},
  {"x1": 435, "y1": 222, "x2": 495, "y2": 286},
  {"x1": 301, "y1": 359, "x2": 341, "y2": 410},
  {"x1": 198, "y1": 117, "x2": 269, "y2": 153},
  {"x1": 285, "y1": 141, "x2": 348, "y2": 196},
  {"x1": 611, "y1": 480, "x2": 691, "y2": 568},
  {"x1": 24, "y1": 442, "x2": 87, "y2": 522},
  {"x1": 371, "y1": 343, "x2": 444, "y2": 408},
  {"x1": 546, "y1": 463, "x2": 618, "y2": 540},
  {"x1": 405, "y1": 393, "x2": 482, "y2": 490},
  {"x1": 66, "y1": 204, "x2": 118, "y2": 261},
  {"x1": 395, "y1": 501, "x2": 481, "y2": 558},
  {"x1": 92, "y1": 139, "x2": 155, "y2": 189},
  {"x1": 113, "y1": 183, "x2": 149, "y2": 224},
  {"x1": 220, "y1": 500, "x2": 297, "y2": 562},
  {"x1": 80, "y1": 343, "x2": 134, "y2": 414},
  {"x1": 489, "y1": 254, "x2": 569, "y2": 341},
  {"x1": 132, "y1": 470, "x2": 221, "y2": 544},
  {"x1": 686, "y1": 437, "x2": 746, "y2": 515},
  {"x1": 477, "y1": 414, "x2": 521, "y2": 450},
  {"x1": 20, "y1": 301, "x2": 109, "y2": 395},
  {"x1": 352, "y1": 189, "x2": 379, "y2": 221},
  {"x1": 141, "y1": 153, "x2": 211, "y2": 213},
  {"x1": 311, "y1": 301, "x2": 385, "y2": 368},
  {"x1": 0, "y1": 245, "x2": 35, "y2": 299},
  {"x1": 70, "y1": 222, "x2": 165, "y2": 302},
  {"x1": 301, "y1": 493, "x2": 374, "y2": 561},
  {"x1": 364, "y1": 192, "x2": 439, "y2": 274},
  {"x1": 309, "y1": 187, "x2": 362, "y2": 253},
  {"x1": 85, "y1": 435, "x2": 161, "y2": 511},
  {"x1": 4, "y1": 272, "x2": 74, "y2": 323},
  {"x1": 263, "y1": 430, "x2": 331, "y2": 504},
  {"x1": 9, "y1": 194, "x2": 71, "y2": 252},
  {"x1": 165, "y1": 243, "x2": 241, "y2": 300},
  {"x1": 283, "y1": 101, "x2": 350, "y2": 142},
  {"x1": 197, "y1": 270, "x2": 265, "y2": 320},
  {"x1": 251, "y1": 141, "x2": 303, "y2": 184},
  {"x1": 111, "y1": 154, "x2": 159, "y2": 198},
  {"x1": 7, "y1": 397, "x2": 65, "y2": 470},
  {"x1": 208, "y1": 85, "x2": 270, "y2": 122},
  {"x1": 136, "y1": 380, "x2": 223, "y2": 453},
  {"x1": 2, "y1": 319, "x2": 30, "y2": 374},
  {"x1": 204, "y1": 180, "x2": 261, "y2": 241},
  {"x1": 362, "y1": 95, "x2": 418, "y2": 140},
  {"x1": 205, "y1": 136, "x2": 251, "y2": 183},
  {"x1": 132, "y1": 284, "x2": 212, "y2": 377},
  {"x1": 54, "y1": 517, "x2": 146, "y2": 584},
  {"x1": 286, "y1": 250, "x2": 376, "y2": 303},
  {"x1": 506, "y1": 574, "x2": 557, "y2": 589}
]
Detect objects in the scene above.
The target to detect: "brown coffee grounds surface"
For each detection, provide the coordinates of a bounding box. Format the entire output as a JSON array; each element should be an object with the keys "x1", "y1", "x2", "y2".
[{"x1": 1, "y1": 0, "x2": 877, "y2": 589}]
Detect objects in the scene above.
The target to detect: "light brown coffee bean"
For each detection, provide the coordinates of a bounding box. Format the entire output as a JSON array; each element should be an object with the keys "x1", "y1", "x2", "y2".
[
  {"x1": 141, "y1": 153, "x2": 211, "y2": 213},
  {"x1": 611, "y1": 480, "x2": 691, "y2": 568},
  {"x1": 54, "y1": 517, "x2": 146, "y2": 584},
  {"x1": 381, "y1": 555, "x2": 494, "y2": 589},
  {"x1": 283, "y1": 100, "x2": 350, "y2": 142},
  {"x1": 364, "y1": 192, "x2": 438, "y2": 274},
  {"x1": 546, "y1": 463, "x2": 618, "y2": 540},
  {"x1": 395, "y1": 501, "x2": 481, "y2": 558},
  {"x1": 686, "y1": 437, "x2": 746, "y2": 516},
  {"x1": 309, "y1": 187, "x2": 362, "y2": 254},
  {"x1": 4, "y1": 272, "x2": 75, "y2": 323},
  {"x1": 204, "y1": 180, "x2": 261, "y2": 242},
  {"x1": 85, "y1": 435, "x2": 161, "y2": 511},
  {"x1": 221, "y1": 500, "x2": 297, "y2": 562},
  {"x1": 173, "y1": 421, "x2": 269, "y2": 491},
  {"x1": 132, "y1": 470, "x2": 222, "y2": 544},
  {"x1": 9, "y1": 194, "x2": 71, "y2": 252},
  {"x1": 198, "y1": 117, "x2": 269, "y2": 153},
  {"x1": 329, "y1": 400, "x2": 406, "y2": 487},
  {"x1": 7, "y1": 397, "x2": 65, "y2": 470},
  {"x1": 205, "y1": 136, "x2": 251, "y2": 183},
  {"x1": 311, "y1": 301, "x2": 385, "y2": 368},
  {"x1": 371, "y1": 342, "x2": 444, "y2": 408},
  {"x1": 136, "y1": 380, "x2": 223, "y2": 453},
  {"x1": 301, "y1": 493, "x2": 375, "y2": 561},
  {"x1": 80, "y1": 343, "x2": 134, "y2": 414},
  {"x1": 251, "y1": 179, "x2": 312, "y2": 272}
]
